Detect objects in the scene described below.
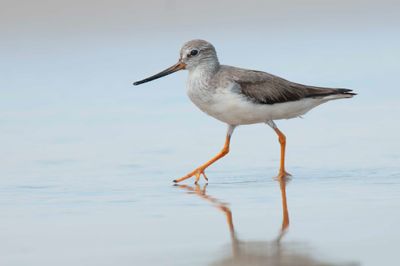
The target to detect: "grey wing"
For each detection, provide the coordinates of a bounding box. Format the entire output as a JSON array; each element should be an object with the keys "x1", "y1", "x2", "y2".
[{"x1": 225, "y1": 67, "x2": 354, "y2": 104}]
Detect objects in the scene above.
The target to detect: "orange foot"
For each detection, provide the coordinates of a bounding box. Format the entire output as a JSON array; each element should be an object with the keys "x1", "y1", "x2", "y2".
[
  {"x1": 274, "y1": 170, "x2": 292, "y2": 180},
  {"x1": 172, "y1": 132, "x2": 232, "y2": 184},
  {"x1": 173, "y1": 167, "x2": 208, "y2": 184}
]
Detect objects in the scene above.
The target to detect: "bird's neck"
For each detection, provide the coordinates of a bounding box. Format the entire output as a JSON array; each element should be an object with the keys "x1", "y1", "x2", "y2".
[{"x1": 189, "y1": 61, "x2": 220, "y2": 81}]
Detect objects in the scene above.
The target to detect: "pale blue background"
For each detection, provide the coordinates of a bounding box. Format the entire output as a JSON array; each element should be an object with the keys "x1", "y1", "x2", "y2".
[{"x1": 1, "y1": 1, "x2": 399, "y2": 265}]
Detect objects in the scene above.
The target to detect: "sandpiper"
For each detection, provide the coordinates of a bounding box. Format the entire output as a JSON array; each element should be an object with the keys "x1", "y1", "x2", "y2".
[{"x1": 133, "y1": 39, "x2": 356, "y2": 183}]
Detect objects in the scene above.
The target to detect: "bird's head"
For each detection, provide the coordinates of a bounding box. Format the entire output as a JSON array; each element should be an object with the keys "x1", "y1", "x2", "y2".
[
  {"x1": 133, "y1": 39, "x2": 219, "y2": 86},
  {"x1": 179, "y1": 39, "x2": 219, "y2": 71}
]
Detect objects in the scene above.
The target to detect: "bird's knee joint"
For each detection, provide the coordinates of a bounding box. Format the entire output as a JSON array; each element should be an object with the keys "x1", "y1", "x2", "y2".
[
  {"x1": 278, "y1": 135, "x2": 286, "y2": 144},
  {"x1": 222, "y1": 147, "x2": 229, "y2": 155}
]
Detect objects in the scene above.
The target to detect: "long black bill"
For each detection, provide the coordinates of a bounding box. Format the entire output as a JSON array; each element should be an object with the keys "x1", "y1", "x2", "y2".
[{"x1": 133, "y1": 61, "x2": 186, "y2": 86}]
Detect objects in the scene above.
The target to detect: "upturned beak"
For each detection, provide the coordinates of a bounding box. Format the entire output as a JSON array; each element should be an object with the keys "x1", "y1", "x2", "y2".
[{"x1": 133, "y1": 61, "x2": 186, "y2": 86}]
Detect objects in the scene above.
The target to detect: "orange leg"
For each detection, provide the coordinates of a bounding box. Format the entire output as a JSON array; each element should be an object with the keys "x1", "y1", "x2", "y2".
[
  {"x1": 267, "y1": 121, "x2": 291, "y2": 179},
  {"x1": 173, "y1": 125, "x2": 235, "y2": 184}
]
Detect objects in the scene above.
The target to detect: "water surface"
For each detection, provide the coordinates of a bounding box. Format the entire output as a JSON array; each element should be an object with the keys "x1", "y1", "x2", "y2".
[{"x1": 1, "y1": 1, "x2": 400, "y2": 265}]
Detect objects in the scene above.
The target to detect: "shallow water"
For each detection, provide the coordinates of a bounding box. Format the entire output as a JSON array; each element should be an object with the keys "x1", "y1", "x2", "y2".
[
  {"x1": 2, "y1": 2, "x2": 400, "y2": 265},
  {"x1": 2, "y1": 165, "x2": 400, "y2": 266},
  {"x1": 1, "y1": 100, "x2": 400, "y2": 266}
]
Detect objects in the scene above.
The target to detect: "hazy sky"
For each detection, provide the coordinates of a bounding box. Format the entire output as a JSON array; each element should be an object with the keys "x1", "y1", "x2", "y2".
[{"x1": 2, "y1": 0, "x2": 399, "y2": 40}]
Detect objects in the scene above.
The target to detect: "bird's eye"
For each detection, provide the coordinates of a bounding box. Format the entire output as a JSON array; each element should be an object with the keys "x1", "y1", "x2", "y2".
[{"x1": 189, "y1": 49, "x2": 199, "y2": 56}]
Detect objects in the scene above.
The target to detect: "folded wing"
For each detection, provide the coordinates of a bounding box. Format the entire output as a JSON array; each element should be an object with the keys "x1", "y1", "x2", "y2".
[{"x1": 222, "y1": 66, "x2": 355, "y2": 105}]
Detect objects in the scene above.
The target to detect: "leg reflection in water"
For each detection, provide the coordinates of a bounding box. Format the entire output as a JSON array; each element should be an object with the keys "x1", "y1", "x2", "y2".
[{"x1": 175, "y1": 178, "x2": 357, "y2": 266}]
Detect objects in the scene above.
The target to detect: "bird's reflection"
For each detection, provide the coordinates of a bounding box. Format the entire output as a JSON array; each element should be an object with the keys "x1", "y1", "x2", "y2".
[{"x1": 176, "y1": 179, "x2": 356, "y2": 266}]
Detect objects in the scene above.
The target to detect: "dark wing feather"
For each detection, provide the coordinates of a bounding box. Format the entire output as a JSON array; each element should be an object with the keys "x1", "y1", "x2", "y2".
[{"x1": 224, "y1": 67, "x2": 355, "y2": 104}]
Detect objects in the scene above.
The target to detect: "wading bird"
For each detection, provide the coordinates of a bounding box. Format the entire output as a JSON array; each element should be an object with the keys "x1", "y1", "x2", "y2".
[{"x1": 134, "y1": 40, "x2": 355, "y2": 183}]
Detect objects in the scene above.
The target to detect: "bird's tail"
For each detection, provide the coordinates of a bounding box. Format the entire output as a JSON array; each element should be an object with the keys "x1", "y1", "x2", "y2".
[
  {"x1": 335, "y1": 88, "x2": 357, "y2": 96},
  {"x1": 321, "y1": 88, "x2": 357, "y2": 100},
  {"x1": 306, "y1": 87, "x2": 357, "y2": 101}
]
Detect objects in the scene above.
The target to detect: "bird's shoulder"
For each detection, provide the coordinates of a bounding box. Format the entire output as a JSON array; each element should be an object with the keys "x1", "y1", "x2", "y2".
[{"x1": 212, "y1": 65, "x2": 276, "y2": 84}]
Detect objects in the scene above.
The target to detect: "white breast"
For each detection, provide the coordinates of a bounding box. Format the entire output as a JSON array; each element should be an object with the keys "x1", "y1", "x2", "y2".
[{"x1": 186, "y1": 68, "x2": 215, "y2": 114}]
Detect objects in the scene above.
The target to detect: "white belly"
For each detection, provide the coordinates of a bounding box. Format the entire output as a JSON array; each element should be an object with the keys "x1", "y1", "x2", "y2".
[{"x1": 187, "y1": 86, "x2": 326, "y2": 125}]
